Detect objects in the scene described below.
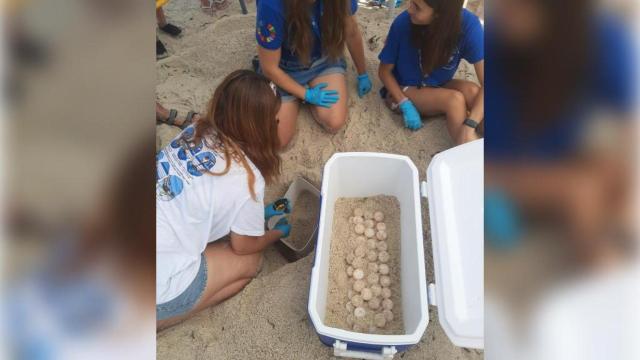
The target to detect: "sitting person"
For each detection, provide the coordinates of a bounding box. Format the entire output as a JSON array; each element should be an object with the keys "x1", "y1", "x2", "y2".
[
  {"x1": 378, "y1": 0, "x2": 484, "y2": 144},
  {"x1": 156, "y1": 70, "x2": 290, "y2": 329}
]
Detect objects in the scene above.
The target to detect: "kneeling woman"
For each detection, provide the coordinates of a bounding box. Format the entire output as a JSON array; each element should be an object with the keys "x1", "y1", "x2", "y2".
[
  {"x1": 156, "y1": 70, "x2": 290, "y2": 329},
  {"x1": 379, "y1": 0, "x2": 484, "y2": 144},
  {"x1": 256, "y1": 0, "x2": 371, "y2": 147}
]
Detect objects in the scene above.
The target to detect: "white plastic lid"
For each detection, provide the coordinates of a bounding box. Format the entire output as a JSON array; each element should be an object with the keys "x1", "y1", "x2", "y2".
[{"x1": 425, "y1": 139, "x2": 484, "y2": 349}]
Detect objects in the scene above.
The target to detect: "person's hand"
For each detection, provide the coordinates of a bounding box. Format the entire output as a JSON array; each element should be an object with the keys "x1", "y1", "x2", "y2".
[
  {"x1": 399, "y1": 99, "x2": 422, "y2": 130},
  {"x1": 274, "y1": 217, "x2": 291, "y2": 238},
  {"x1": 264, "y1": 199, "x2": 290, "y2": 220},
  {"x1": 357, "y1": 73, "x2": 372, "y2": 98},
  {"x1": 304, "y1": 83, "x2": 339, "y2": 108}
]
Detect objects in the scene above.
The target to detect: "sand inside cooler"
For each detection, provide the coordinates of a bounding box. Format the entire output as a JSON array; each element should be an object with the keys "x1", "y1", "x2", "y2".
[{"x1": 323, "y1": 195, "x2": 404, "y2": 334}]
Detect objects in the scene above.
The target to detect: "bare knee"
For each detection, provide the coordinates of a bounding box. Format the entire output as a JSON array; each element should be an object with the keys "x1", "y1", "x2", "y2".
[
  {"x1": 446, "y1": 91, "x2": 467, "y2": 120},
  {"x1": 317, "y1": 111, "x2": 347, "y2": 134},
  {"x1": 466, "y1": 83, "x2": 480, "y2": 104}
]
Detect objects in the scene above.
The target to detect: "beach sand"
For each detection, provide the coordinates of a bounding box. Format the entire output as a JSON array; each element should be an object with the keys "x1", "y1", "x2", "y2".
[{"x1": 156, "y1": 1, "x2": 483, "y2": 358}]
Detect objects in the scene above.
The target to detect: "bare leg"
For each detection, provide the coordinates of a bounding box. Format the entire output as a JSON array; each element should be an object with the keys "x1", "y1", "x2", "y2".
[
  {"x1": 275, "y1": 100, "x2": 300, "y2": 148},
  {"x1": 308, "y1": 72, "x2": 348, "y2": 134},
  {"x1": 404, "y1": 86, "x2": 476, "y2": 144},
  {"x1": 157, "y1": 241, "x2": 262, "y2": 330},
  {"x1": 443, "y1": 79, "x2": 481, "y2": 111}
]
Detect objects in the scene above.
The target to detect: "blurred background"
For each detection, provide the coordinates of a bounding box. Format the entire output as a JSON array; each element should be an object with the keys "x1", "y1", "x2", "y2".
[
  {"x1": 1, "y1": 0, "x2": 638, "y2": 359},
  {"x1": 3, "y1": 0, "x2": 155, "y2": 358},
  {"x1": 484, "y1": 0, "x2": 639, "y2": 359}
]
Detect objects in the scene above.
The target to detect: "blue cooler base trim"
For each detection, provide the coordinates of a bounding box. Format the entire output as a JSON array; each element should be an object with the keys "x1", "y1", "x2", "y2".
[{"x1": 317, "y1": 334, "x2": 412, "y2": 354}]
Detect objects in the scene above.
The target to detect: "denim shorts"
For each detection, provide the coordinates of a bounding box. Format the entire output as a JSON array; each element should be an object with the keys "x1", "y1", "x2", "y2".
[
  {"x1": 156, "y1": 253, "x2": 208, "y2": 321},
  {"x1": 261, "y1": 56, "x2": 347, "y2": 102}
]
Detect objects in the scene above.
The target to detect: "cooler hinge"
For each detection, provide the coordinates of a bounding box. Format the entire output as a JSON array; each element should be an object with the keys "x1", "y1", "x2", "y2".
[
  {"x1": 427, "y1": 283, "x2": 437, "y2": 306},
  {"x1": 420, "y1": 181, "x2": 428, "y2": 199}
]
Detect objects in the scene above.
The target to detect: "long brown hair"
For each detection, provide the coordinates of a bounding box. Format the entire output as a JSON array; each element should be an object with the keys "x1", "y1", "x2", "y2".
[
  {"x1": 411, "y1": 0, "x2": 463, "y2": 75},
  {"x1": 194, "y1": 70, "x2": 281, "y2": 200},
  {"x1": 285, "y1": 0, "x2": 349, "y2": 65}
]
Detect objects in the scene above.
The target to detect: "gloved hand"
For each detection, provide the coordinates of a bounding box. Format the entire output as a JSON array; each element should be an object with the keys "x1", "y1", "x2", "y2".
[
  {"x1": 264, "y1": 199, "x2": 290, "y2": 220},
  {"x1": 273, "y1": 217, "x2": 291, "y2": 238},
  {"x1": 357, "y1": 73, "x2": 372, "y2": 98},
  {"x1": 304, "y1": 83, "x2": 339, "y2": 108},
  {"x1": 399, "y1": 99, "x2": 422, "y2": 130}
]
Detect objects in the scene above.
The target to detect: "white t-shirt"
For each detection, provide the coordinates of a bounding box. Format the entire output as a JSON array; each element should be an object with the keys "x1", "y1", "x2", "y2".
[{"x1": 156, "y1": 126, "x2": 265, "y2": 304}]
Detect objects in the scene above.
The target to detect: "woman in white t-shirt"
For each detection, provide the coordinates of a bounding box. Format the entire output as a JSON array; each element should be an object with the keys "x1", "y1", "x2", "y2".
[{"x1": 156, "y1": 70, "x2": 290, "y2": 329}]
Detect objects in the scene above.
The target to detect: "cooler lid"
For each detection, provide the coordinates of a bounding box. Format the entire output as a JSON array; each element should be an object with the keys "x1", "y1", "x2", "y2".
[{"x1": 424, "y1": 139, "x2": 484, "y2": 349}]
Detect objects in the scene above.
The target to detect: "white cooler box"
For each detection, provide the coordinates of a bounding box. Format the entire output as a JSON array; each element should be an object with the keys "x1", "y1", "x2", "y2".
[{"x1": 308, "y1": 139, "x2": 484, "y2": 359}]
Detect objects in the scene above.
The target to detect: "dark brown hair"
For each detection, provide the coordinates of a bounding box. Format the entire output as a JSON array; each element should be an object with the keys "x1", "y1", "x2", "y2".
[
  {"x1": 194, "y1": 70, "x2": 281, "y2": 200},
  {"x1": 411, "y1": 0, "x2": 463, "y2": 75},
  {"x1": 284, "y1": 0, "x2": 349, "y2": 65}
]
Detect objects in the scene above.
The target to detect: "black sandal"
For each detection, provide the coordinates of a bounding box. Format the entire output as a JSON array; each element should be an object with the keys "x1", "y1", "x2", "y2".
[
  {"x1": 182, "y1": 111, "x2": 198, "y2": 129},
  {"x1": 160, "y1": 23, "x2": 182, "y2": 38},
  {"x1": 161, "y1": 109, "x2": 198, "y2": 129}
]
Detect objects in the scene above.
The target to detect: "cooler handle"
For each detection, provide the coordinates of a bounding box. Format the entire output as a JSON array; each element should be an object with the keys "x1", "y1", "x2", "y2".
[{"x1": 333, "y1": 340, "x2": 397, "y2": 360}]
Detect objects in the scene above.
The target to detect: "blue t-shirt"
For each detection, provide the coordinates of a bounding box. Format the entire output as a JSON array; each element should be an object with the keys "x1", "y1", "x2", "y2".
[
  {"x1": 256, "y1": 0, "x2": 358, "y2": 64},
  {"x1": 485, "y1": 15, "x2": 634, "y2": 160},
  {"x1": 378, "y1": 9, "x2": 484, "y2": 87}
]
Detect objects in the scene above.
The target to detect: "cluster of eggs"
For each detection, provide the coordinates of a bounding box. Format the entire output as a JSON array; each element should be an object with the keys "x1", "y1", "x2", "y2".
[{"x1": 344, "y1": 207, "x2": 394, "y2": 332}]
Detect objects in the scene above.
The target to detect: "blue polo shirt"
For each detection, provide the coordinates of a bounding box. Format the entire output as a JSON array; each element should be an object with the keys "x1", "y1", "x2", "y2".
[
  {"x1": 256, "y1": 0, "x2": 358, "y2": 64},
  {"x1": 379, "y1": 9, "x2": 484, "y2": 87}
]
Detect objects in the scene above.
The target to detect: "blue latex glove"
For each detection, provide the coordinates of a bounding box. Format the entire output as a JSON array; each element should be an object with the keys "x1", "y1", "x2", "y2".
[
  {"x1": 304, "y1": 83, "x2": 339, "y2": 108},
  {"x1": 485, "y1": 189, "x2": 521, "y2": 250},
  {"x1": 264, "y1": 199, "x2": 290, "y2": 220},
  {"x1": 399, "y1": 99, "x2": 422, "y2": 130},
  {"x1": 357, "y1": 73, "x2": 372, "y2": 98},
  {"x1": 274, "y1": 217, "x2": 291, "y2": 238}
]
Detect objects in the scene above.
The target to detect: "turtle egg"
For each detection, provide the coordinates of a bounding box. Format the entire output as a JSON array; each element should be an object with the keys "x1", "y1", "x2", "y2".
[
  {"x1": 381, "y1": 287, "x2": 392, "y2": 299},
  {"x1": 364, "y1": 219, "x2": 375, "y2": 229},
  {"x1": 364, "y1": 228, "x2": 376, "y2": 238},
  {"x1": 353, "y1": 208, "x2": 364, "y2": 217},
  {"x1": 376, "y1": 231, "x2": 388, "y2": 241},
  {"x1": 382, "y1": 299, "x2": 394, "y2": 310},
  {"x1": 367, "y1": 262, "x2": 379, "y2": 273},
  {"x1": 366, "y1": 238, "x2": 377, "y2": 249},
  {"x1": 354, "y1": 245, "x2": 366, "y2": 258},
  {"x1": 346, "y1": 253, "x2": 355, "y2": 264},
  {"x1": 353, "y1": 268, "x2": 364, "y2": 280},
  {"x1": 376, "y1": 241, "x2": 388, "y2": 252},
  {"x1": 361, "y1": 288, "x2": 373, "y2": 301},
  {"x1": 380, "y1": 275, "x2": 391, "y2": 287},
  {"x1": 367, "y1": 250, "x2": 378, "y2": 262},
  {"x1": 351, "y1": 294, "x2": 364, "y2": 307},
  {"x1": 376, "y1": 222, "x2": 386, "y2": 231},
  {"x1": 368, "y1": 297, "x2": 381, "y2": 310},
  {"x1": 382, "y1": 309, "x2": 394, "y2": 322},
  {"x1": 374, "y1": 313, "x2": 387, "y2": 328},
  {"x1": 378, "y1": 251, "x2": 390, "y2": 263},
  {"x1": 346, "y1": 266, "x2": 354, "y2": 277},
  {"x1": 374, "y1": 211, "x2": 385, "y2": 222},
  {"x1": 355, "y1": 236, "x2": 366, "y2": 245},
  {"x1": 371, "y1": 284, "x2": 382, "y2": 297},
  {"x1": 367, "y1": 272, "x2": 379, "y2": 285},
  {"x1": 354, "y1": 307, "x2": 366, "y2": 318},
  {"x1": 363, "y1": 210, "x2": 374, "y2": 220},
  {"x1": 353, "y1": 216, "x2": 364, "y2": 224},
  {"x1": 379, "y1": 263, "x2": 390, "y2": 275},
  {"x1": 346, "y1": 301, "x2": 354, "y2": 312},
  {"x1": 354, "y1": 224, "x2": 365, "y2": 234},
  {"x1": 353, "y1": 279, "x2": 366, "y2": 292}
]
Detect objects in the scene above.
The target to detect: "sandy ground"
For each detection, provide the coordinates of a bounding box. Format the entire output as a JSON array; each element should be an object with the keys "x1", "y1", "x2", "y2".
[{"x1": 156, "y1": 1, "x2": 483, "y2": 358}]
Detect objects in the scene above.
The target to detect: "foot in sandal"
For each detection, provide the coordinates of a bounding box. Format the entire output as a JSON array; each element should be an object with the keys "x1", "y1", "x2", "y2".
[{"x1": 156, "y1": 102, "x2": 201, "y2": 129}]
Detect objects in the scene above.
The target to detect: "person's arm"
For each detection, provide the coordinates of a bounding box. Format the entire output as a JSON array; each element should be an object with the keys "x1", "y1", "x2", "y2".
[
  {"x1": 258, "y1": 46, "x2": 307, "y2": 100},
  {"x1": 468, "y1": 60, "x2": 484, "y2": 122},
  {"x1": 378, "y1": 62, "x2": 406, "y2": 104},
  {"x1": 345, "y1": 15, "x2": 366, "y2": 75},
  {"x1": 229, "y1": 229, "x2": 283, "y2": 255}
]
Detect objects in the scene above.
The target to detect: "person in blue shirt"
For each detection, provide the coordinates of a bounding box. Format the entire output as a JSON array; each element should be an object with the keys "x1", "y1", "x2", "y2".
[
  {"x1": 256, "y1": 0, "x2": 371, "y2": 147},
  {"x1": 378, "y1": 0, "x2": 484, "y2": 144}
]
